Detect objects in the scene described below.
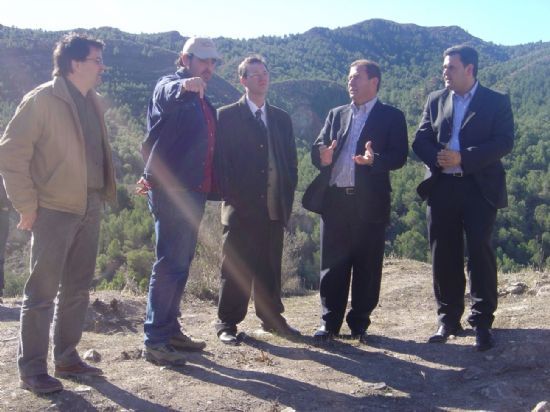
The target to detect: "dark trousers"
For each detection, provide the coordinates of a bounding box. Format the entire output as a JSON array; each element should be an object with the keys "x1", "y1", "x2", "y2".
[
  {"x1": 18, "y1": 193, "x2": 101, "y2": 378},
  {"x1": 0, "y1": 208, "x2": 9, "y2": 293},
  {"x1": 319, "y1": 188, "x2": 386, "y2": 334},
  {"x1": 216, "y1": 218, "x2": 286, "y2": 334},
  {"x1": 427, "y1": 174, "x2": 498, "y2": 329}
]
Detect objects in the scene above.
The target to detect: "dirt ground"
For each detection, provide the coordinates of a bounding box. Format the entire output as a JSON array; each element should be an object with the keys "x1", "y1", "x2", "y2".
[{"x1": 0, "y1": 258, "x2": 549, "y2": 411}]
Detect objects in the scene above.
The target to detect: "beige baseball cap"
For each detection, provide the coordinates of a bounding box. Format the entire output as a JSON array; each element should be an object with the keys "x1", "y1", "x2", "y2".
[{"x1": 181, "y1": 37, "x2": 221, "y2": 60}]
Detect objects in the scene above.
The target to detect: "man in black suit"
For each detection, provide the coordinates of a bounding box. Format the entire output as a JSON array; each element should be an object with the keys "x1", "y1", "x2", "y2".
[
  {"x1": 307, "y1": 60, "x2": 408, "y2": 342},
  {"x1": 215, "y1": 55, "x2": 299, "y2": 344},
  {"x1": 412, "y1": 45, "x2": 514, "y2": 351}
]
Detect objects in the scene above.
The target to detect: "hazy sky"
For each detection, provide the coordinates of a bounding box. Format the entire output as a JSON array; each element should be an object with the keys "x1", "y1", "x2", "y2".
[{"x1": 1, "y1": 0, "x2": 548, "y2": 46}]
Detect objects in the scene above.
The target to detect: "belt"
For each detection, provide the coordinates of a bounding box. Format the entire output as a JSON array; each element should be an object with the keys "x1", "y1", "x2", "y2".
[
  {"x1": 442, "y1": 172, "x2": 464, "y2": 178},
  {"x1": 330, "y1": 186, "x2": 355, "y2": 195}
]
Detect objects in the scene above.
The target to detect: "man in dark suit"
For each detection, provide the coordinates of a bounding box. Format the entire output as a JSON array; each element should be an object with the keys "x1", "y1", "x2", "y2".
[
  {"x1": 307, "y1": 60, "x2": 408, "y2": 342},
  {"x1": 412, "y1": 45, "x2": 514, "y2": 351},
  {"x1": 215, "y1": 55, "x2": 299, "y2": 344}
]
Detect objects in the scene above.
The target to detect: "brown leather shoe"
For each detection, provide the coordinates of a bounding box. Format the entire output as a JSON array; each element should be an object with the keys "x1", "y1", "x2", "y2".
[
  {"x1": 54, "y1": 360, "x2": 103, "y2": 378},
  {"x1": 20, "y1": 374, "x2": 63, "y2": 394},
  {"x1": 169, "y1": 331, "x2": 206, "y2": 351}
]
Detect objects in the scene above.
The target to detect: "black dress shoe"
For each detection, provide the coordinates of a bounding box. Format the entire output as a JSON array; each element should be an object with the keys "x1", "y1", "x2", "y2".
[
  {"x1": 428, "y1": 324, "x2": 464, "y2": 343},
  {"x1": 351, "y1": 331, "x2": 368, "y2": 344},
  {"x1": 313, "y1": 326, "x2": 336, "y2": 341},
  {"x1": 218, "y1": 331, "x2": 238, "y2": 345},
  {"x1": 475, "y1": 328, "x2": 494, "y2": 351}
]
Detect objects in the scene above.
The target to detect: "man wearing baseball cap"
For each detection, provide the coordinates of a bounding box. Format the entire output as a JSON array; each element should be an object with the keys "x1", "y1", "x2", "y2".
[{"x1": 137, "y1": 37, "x2": 221, "y2": 365}]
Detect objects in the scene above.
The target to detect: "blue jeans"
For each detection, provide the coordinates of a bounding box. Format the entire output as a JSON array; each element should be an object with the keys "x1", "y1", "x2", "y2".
[
  {"x1": 18, "y1": 193, "x2": 101, "y2": 378},
  {"x1": 144, "y1": 187, "x2": 206, "y2": 346}
]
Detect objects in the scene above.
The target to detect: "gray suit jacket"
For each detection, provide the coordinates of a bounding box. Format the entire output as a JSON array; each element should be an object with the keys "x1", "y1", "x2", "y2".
[{"x1": 216, "y1": 96, "x2": 298, "y2": 226}]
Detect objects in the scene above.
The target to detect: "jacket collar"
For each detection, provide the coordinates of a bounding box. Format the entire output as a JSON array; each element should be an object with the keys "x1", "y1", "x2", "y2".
[
  {"x1": 340, "y1": 99, "x2": 382, "y2": 140},
  {"x1": 51, "y1": 76, "x2": 107, "y2": 144},
  {"x1": 52, "y1": 76, "x2": 105, "y2": 114},
  {"x1": 237, "y1": 94, "x2": 272, "y2": 120},
  {"x1": 441, "y1": 83, "x2": 484, "y2": 132},
  {"x1": 52, "y1": 76, "x2": 76, "y2": 105},
  {"x1": 176, "y1": 68, "x2": 192, "y2": 79},
  {"x1": 461, "y1": 82, "x2": 484, "y2": 130},
  {"x1": 331, "y1": 99, "x2": 382, "y2": 160}
]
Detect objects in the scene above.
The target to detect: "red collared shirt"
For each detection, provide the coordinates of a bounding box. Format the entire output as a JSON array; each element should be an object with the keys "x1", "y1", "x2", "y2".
[{"x1": 199, "y1": 98, "x2": 216, "y2": 193}]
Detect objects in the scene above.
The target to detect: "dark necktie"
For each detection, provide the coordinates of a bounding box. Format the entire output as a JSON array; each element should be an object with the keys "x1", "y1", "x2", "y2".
[{"x1": 255, "y1": 109, "x2": 267, "y2": 133}]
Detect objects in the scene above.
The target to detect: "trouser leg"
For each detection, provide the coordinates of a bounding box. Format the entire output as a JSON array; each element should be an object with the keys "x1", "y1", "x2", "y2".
[
  {"x1": 427, "y1": 177, "x2": 466, "y2": 328},
  {"x1": 346, "y1": 222, "x2": 386, "y2": 333},
  {"x1": 53, "y1": 193, "x2": 101, "y2": 366},
  {"x1": 144, "y1": 188, "x2": 206, "y2": 346},
  {"x1": 0, "y1": 208, "x2": 9, "y2": 294},
  {"x1": 216, "y1": 224, "x2": 253, "y2": 335},
  {"x1": 18, "y1": 208, "x2": 80, "y2": 378},
  {"x1": 463, "y1": 182, "x2": 498, "y2": 329},
  {"x1": 319, "y1": 193, "x2": 354, "y2": 334},
  {"x1": 253, "y1": 220, "x2": 286, "y2": 329}
]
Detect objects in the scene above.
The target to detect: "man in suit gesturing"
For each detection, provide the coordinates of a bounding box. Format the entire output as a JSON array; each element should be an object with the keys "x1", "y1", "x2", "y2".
[
  {"x1": 412, "y1": 45, "x2": 514, "y2": 351},
  {"x1": 215, "y1": 55, "x2": 299, "y2": 344},
  {"x1": 309, "y1": 60, "x2": 408, "y2": 342}
]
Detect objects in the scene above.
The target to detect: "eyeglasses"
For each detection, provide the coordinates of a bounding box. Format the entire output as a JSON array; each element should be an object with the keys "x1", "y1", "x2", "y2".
[
  {"x1": 246, "y1": 71, "x2": 269, "y2": 79},
  {"x1": 84, "y1": 57, "x2": 104, "y2": 65}
]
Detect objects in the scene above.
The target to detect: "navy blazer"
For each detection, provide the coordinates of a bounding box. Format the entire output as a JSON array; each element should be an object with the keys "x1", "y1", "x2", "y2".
[
  {"x1": 216, "y1": 96, "x2": 298, "y2": 226},
  {"x1": 308, "y1": 100, "x2": 408, "y2": 223},
  {"x1": 412, "y1": 84, "x2": 514, "y2": 209}
]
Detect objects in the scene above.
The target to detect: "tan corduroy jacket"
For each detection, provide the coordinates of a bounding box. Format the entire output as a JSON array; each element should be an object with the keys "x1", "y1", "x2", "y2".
[{"x1": 0, "y1": 76, "x2": 116, "y2": 216}]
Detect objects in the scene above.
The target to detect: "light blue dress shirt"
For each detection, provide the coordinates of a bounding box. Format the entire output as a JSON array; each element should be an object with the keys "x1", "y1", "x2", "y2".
[
  {"x1": 444, "y1": 81, "x2": 479, "y2": 174},
  {"x1": 330, "y1": 97, "x2": 378, "y2": 187}
]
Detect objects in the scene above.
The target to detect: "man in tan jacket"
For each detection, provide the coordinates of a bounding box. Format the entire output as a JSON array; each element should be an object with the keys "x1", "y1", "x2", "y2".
[{"x1": 0, "y1": 33, "x2": 116, "y2": 394}]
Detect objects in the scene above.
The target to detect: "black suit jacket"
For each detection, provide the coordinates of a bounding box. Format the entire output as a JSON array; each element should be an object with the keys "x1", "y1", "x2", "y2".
[
  {"x1": 305, "y1": 100, "x2": 408, "y2": 223},
  {"x1": 412, "y1": 84, "x2": 514, "y2": 209},
  {"x1": 216, "y1": 96, "x2": 298, "y2": 226}
]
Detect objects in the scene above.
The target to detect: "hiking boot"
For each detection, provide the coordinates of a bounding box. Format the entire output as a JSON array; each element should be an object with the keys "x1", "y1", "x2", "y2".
[
  {"x1": 55, "y1": 360, "x2": 103, "y2": 378},
  {"x1": 143, "y1": 344, "x2": 187, "y2": 366},
  {"x1": 169, "y1": 331, "x2": 206, "y2": 351},
  {"x1": 20, "y1": 374, "x2": 63, "y2": 394}
]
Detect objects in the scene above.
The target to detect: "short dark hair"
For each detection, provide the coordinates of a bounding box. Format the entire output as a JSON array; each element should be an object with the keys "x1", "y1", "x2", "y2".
[
  {"x1": 52, "y1": 33, "x2": 104, "y2": 77},
  {"x1": 444, "y1": 45, "x2": 478, "y2": 77},
  {"x1": 238, "y1": 55, "x2": 268, "y2": 78},
  {"x1": 350, "y1": 59, "x2": 381, "y2": 91}
]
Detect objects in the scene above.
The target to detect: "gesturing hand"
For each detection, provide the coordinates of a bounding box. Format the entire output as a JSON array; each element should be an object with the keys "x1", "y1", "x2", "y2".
[
  {"x1": 182, "y1": 77, "x2": 207, "y2": 99},
  {"x1": 319, "y1": 140, "x2": 337, "y2": 166},
  {"x1": 353, "y1": 141, "x2": 375, "y2": 165}
]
